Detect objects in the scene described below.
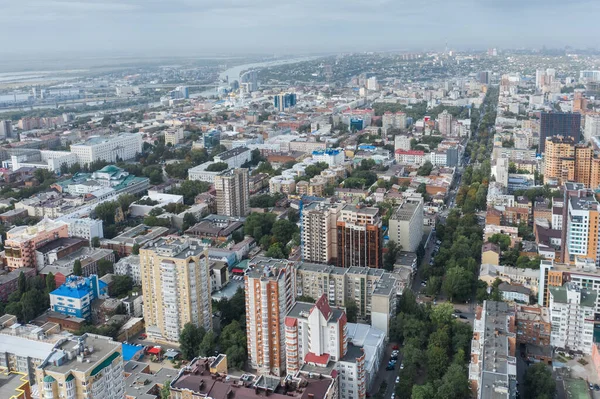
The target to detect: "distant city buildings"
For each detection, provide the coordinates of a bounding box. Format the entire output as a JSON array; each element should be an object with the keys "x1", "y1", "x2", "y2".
[
  {"x1": 539, "y1": 112, "x2": 581, "y2": 153},
  {"x1": 274, "y1": 93, "x2": 297, "y2": 112},
  {"x1": 70, "y1": 133, "x2": 143, "y2": 165}
]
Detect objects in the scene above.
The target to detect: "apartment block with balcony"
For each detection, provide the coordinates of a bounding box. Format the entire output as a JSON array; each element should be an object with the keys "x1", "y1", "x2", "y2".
[
  {"x1": 36, "y1": 334, "x2": 124, "y2": 399},
  {"x1": 301, "y1": 201, "x2": 342, "y2": 265},
  {"x1": 387, "y1": 199, "x2": 423, "y2": 253},
  {"x1": 139, "y1": 237, "x2": 212, "y2": 343},
  {"x1": 549, "y1": 283, "x2": 596, "y2": 354},
  {"x1": 336, "y1": 205, "x2": 383, "y2": 269},
  {"x1": 245, "y1": 257, "x2": 296, "y2": 377}
]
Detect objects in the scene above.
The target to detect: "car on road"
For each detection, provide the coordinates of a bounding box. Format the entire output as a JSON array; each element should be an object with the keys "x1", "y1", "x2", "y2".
[
  {"x1": 386, "y1": 365, "x2": 394, "y2": 370},
  {"x1": 400, "y1": 363, "x2": 404, "y2": 370},
  {"x1": 391, "y1": 393, "x2": 395, "y2": 399},
  {"x1": 594, "y1": 384, "x2": 600, "y2": 391},
  {"x1": 459, "y1": 315, "x2": 467, "y2": 319},
  {"x1": 395, "y1": 376, "x2": 400, "y2": 384},
  {"x1": 392, "y1": 345, "x2": 399, "y2": 350}
]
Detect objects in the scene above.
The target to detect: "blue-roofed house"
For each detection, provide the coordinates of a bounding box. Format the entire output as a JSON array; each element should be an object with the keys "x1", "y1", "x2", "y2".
[{"x1": 49, "y1": 275, "x2": 108, "y2": 320}]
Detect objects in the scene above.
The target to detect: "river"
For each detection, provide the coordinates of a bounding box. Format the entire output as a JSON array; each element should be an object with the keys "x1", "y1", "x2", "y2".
[{"x1": 195, "y1": 56, "x2": 321, "y2": 97}]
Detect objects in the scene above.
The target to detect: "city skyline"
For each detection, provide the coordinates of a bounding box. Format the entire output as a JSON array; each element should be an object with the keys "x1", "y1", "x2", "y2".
[{"x1": 2, "y1": 0, "x2": 600, "y2": 57}]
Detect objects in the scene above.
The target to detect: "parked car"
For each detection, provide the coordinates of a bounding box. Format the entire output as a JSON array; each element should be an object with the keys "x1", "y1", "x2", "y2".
[
  {"x1": 459, "y1": 315, "x2": 468, "y2": 319},
  {"x1": 400, "y1": 363, "x2": 405, "y2": 370},
  {"x1": 386, "y1": 365, "x2": 395, "y2": 371},
  {"x1": 454, "y1": 309, "x2": 462, "y2": 314},
  {"x1": 395, "y1": 376, "x2": 400, "y2": 384},
  {"x1": 392, "y1": 345, "x2": 399, "y2": 350}
]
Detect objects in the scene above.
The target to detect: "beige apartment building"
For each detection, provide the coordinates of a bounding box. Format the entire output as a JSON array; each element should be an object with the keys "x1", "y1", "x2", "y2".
[
  {"x1": 301, "y1": 201, "x2": 342, "y2": 264},
  {"x1": 387, "y1": 198, "x2": 424, "y2": 253},
  {"x1": 214, "y1": 168, "x2": 250, "y2": 217},
  {"x1": 140, "y1": 237, "x2": 212, "y2": 343},
  {"x1": 295, "y1": 262, "x2": 397, "y2": 334}
]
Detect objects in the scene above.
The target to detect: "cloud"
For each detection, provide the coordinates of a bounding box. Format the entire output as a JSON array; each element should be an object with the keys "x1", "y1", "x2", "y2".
[{"x1": 0, "y1": 0, "x2": 598, "y2": 56}]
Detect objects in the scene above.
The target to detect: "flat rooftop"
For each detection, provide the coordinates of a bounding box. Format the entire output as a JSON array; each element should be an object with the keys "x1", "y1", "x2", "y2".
[
  {"x1": 0, "y1": 369, "x2": 29, "y2": 399},
  {"x1": 42, "y1": 334, "x2": 121, "y2": 375}
]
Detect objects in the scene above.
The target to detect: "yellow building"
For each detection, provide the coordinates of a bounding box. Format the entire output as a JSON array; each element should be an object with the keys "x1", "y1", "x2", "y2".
[
  {"x1": 140, "y1": 237, "x2": 212, "y2": 343},
  {"x1": 0, "y1": 367, "x2": 31, "y2": 399},
  {"x1": 35, "y1": 334, "x2": 124, "y2": 399}
]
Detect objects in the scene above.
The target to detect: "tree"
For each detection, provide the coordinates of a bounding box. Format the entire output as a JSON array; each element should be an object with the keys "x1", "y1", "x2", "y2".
[
  {"x1": 160, "y1": 381, "x2": 171, "y2": 399},
  {"x1": 205, "y1": 162, "x2": 229, "y2": 172},
  {"x1": 435, "y1": 363, "x2": 470, "y2": 399},
  {"x1": 524, "y1": 362, "x2": 555, "y2": 399},
  {"x1": 111, "y1": 275, "x2": 134, "y2": 297},
  {"x1": 488, "y1": 233, "x2": 511, "y2": 251},
  {"x1": 46, "y1": 273, "x2": 56, "y2": 292},
  {"x1": 417, "y1": 161, "x2": 433, "y2": 176},
  {"x1": 266, "y1": 243, "x2": 286, "y2": 259},
  {"x1": 345, "y1": 299, "x2": 358, "y2": 323},
  {"x1": 427, "y1": 345, "x2": 449, "y2": 380},
  {"x1": 297, "y1": 295, "x2": 315, "y2": 303},
  {"x1": 271, "y1": 219, "x2": 298, "y2": 245},
  {"x1": 384, "y1": 240, "x2": 399, "y2": 271},
  {"x1": 18, "y1": 271, "x2": 27, "y2": 293},
  {"x1": 198, "y1": 331, "x2": 217, "y2": 357},
  {"x1": 91, "y1": 236, "x2": 100, "y2": 248},
  {"x1": 226, "y1": 344, "x2": 247, "y2": 370},
  {"x1": 132, "y1": 243, "x2": 140, "y2": 255},
  {"x1": 442, "y1": 267, "x2": 473, "y2": 302},
  {"x1": 183, "y1": 213, "x2": 198, "y2": 231},
  {"x1": 73, "y1": 259, "x2": 82, "y2": 276},
  {"x1": 411, "y1": 383, "x2": 436, "y2": 399},
  {"x1": 430, "y1": 303, "x2": 454, "y2": 327},
  {"x1": 97, "y1": 259, "x2": 114, "y2": 277},
  {"x1": 179, "y1": 323, "x2": 205, "y2": 360}
]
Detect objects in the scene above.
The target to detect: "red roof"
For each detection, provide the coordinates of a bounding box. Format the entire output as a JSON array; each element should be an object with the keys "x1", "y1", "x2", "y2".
[
  {"x1": 285, "y1": 317, "x2": 297, "y2": 327},
  {"x1": 147, "y1": 347, "x2": 161, "y2": 355},
  {"x1": 311, "y1": 294, "x2": 332, "y2": 320},
  {"x1": 395, "y1": 149, "x2": 425, "y2": 155},
  {"x1": 305, "y1": 352, "x2": 330, "y2": 366}
]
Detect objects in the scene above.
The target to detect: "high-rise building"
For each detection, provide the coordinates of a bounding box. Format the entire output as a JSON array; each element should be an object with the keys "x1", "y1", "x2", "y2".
[
  {"x1": 543, "y1": 137, "x2": 600, "y2": 188},
  {"x1": 4, "y1": 218, "x2": 69, "y2": 270},
  {"x1": 0, "y1": 120, "x2": 12, "y2": 139},
  {"x1": 35, "y1": 334, "x2": 125, "y2": 399},
  {"x1": 295, "y1": 262, "x2": 397, "y2": 334},
  {"x1": 245, "y1": 257, "x2": 296, "y2": 376},
  {"x1": 284, "y1": 295, "x2": 348, "y2": 375},
  {"x1": 539, "y1": 112, "x2": 581, "y2": 153},
  {"x1": 387, "y1": 199, "x2": 424, "y2": 252},
  {"x1": 573, "y1": 92, "x2": 588, "y2": 114},
  {"x1": 535, "y1": 69, "x2": 546, "y2": 89},
  {"x1": 549, "y1": 282, "x2": 596, "y2": 354},
  {"x1": 584, "y1": 114, "x2": 600, "y2": 142},
  {"x1": 301, "y1": 202, "x2": 342, "y2": 265},
  {"x1": 336, "y1": 205, "x2": 383, "y2": 269},
  {"x1": 437, "y1": 109, "x2": 453, "y2": 136},
  {"x1": 564, "y1": 189, "x2": 600, "y2": 264},
  {"x1": 383, "y1": 112, "x2": 407, "y2": 133},
  {"x1": 478, "y1": 71, "x2": 490, "y2": 84},
  {"x1": 70, "y1": 133, "x2": 143, "y2": 165},
  {"x1": 240, "y1": 70, "x2": 258, "y2": 92},
  {"x1": 214, "y1": 168, "x2": 249, "y2": 217},
  {"x1": 139, "y1": 237, "x2": 212, "y2": 342},
  {"x1": 366, "y1": 76, "x2": 378, "y2": 91},
  {"x1": 274, "y1": 93, "x2": 297, "y2": 112},
  {"x1": 469, "y1": 301, "x2": 517, "y2": 398}
]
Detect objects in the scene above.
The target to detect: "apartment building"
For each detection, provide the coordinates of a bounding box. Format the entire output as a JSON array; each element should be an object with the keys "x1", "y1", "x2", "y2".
[
  {"x1": 214, "y1": 168, "x2": 250, "y2": 217},
  {"x1": 312, "y1": 149, "x2": 345, "y2": 166},
  {"x1": 336, "y1": 205, "x2": 383, "y2": 269},
  {"x1": 515, "y1": 305, "x2": 551, "y2": 347},
  {"x1": 295, "y1": 262, "x2": 397, "y2": 334},
  {"x1": 70, "y1": 133, "x2": 142, "y2": 165},
  {"x1": 584, "y1": 113, "x2": 600, "y2": 142},
  {"x1": 36, "y1": 334, "x2": 124, "y2": 399},
  {"x1": 549, "y1": 283, "x2": 596, "y2": 354},
  {"x1": 50, "y1": 275, "x2": 108, "y2": 320},
  {"x1": 245, "y1": 257, "x2": 296, "y2": 376},
  {"x1": 164, "y1": 128, "x2": 184, "y2": 146},
  {"x1": 114, "y1": 255, "x2": 141, "y2": 285},
  {"x1": 301, "y1": 201, "x2": 342, "y2": 265},
  {"x1": 4, "y1": 217, "x2": 69, "y2": 270},
  {"x1": 544, "y1": 137, "x2": 600, "y2": 187},
  {"x1": 269, "y1": 175, "x2": 296, "y2": 194},
  {"x1": 284, "y1": 295, "x2": 348, "y2": 375},
  {"x1": 213, "y1": 146, "x2": 252, "y2": 168},
  {"x1": 469, "y1": 301, "x2": 517, "y2": 398},
  {"x1": 564, "y1": 189, "x2": 600, "y2": 264},
  {"x1": 139, "y1": 237, "x2": 212, "y2": 343},
  {"x1": 387, "y1": 199, "x2": 423, "y2": 252}
]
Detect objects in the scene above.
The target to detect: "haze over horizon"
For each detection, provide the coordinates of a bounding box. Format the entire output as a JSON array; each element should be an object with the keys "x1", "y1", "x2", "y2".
[{"x1": 2, "y1": 0, "x2": 600, "y2": 58}]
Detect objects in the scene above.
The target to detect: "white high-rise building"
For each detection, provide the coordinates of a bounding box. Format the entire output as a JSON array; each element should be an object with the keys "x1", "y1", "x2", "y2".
[
  {"x1": 0, "y1": 120, "x2": 12, "y2": 139},
  {"x1": 549, "y1": 282, "x2": 596, "y2": 354},
  {"x1": 387, "y1": 198, "x2": 424, "y2": 252},
  {"x1": 70, "y1": 133, "x2": 143, "y2": 165},
  {"x1": 584, "y1": 114, "x2": 600, "y2": 142},
  {"x1": 437, "y1": 109, "x2": 453, "y2": 136}
]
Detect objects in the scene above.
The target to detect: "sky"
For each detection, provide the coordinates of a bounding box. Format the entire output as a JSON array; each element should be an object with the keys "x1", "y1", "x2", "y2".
[{"x1": 1, "y1": 0, "x2": 600, "y2": 58}]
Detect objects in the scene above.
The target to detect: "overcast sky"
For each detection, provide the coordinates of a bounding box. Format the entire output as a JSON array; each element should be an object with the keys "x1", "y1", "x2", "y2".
[{"x1": 1, "y1": 0, "x2": 599, "y2": 57}]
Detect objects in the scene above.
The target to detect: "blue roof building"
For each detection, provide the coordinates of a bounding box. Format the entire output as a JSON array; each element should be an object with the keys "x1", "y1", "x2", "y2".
[{"x1": 49, "y1": 275, "x2": 108, "y2": 320}]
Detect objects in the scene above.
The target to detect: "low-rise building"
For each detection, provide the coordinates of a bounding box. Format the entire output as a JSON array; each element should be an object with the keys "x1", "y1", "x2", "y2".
[
  {"x1": 114, "y1": 255, "x2": 141, "y2": 285},
  {"x1": 49, "y1": 275, "x2": 108, "y2": 320},
  {"x1": 499, "y1": 283, "x2": 531, "y2": 303}
]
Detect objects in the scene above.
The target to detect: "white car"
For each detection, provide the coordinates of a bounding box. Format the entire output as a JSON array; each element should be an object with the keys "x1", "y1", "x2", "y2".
[
  {"x1": 395, "y1": 376, "x2": 400, "y2": 384},
  {"x1": 391, "y1": 393, "x2": 395, "y2": 399},
  {"x1": 400, "y1": 363, "x2": 404, "y2": 370}
]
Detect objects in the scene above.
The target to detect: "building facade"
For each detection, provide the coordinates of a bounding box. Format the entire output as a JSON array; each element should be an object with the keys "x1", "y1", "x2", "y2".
[
  {"x1": 245, "y1": 257, "x2": 296, "y2": 376},
  {"x1": 139, "y1": 238, "x2": 212, "y2": 342},
  {"x1": 49, "y1": 275, "x2": 108, "y2": 320},
  {"x1": 70, "y1": 133, "x2": 143, "y2": 165},
  {"x1": 387, "y1": 199, "x2": 424, "y2": 253},
  {"x1": 336, "y1": 205, "x2": 383, "y2": 269},
  {"x1": 539, "y1": 112, "x2": 581, "y2": 153},
  {"x1": 214, "y1": 168, "x2": 250, "y2": 217},
  {"x1": 301, "y1": 202, "x2": 342, "y2": 265}
]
